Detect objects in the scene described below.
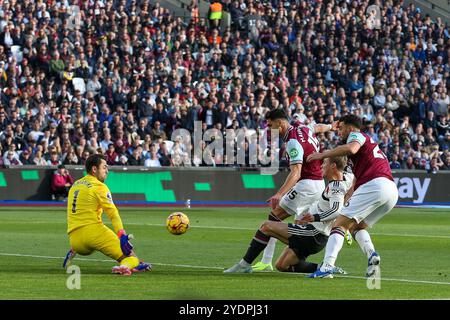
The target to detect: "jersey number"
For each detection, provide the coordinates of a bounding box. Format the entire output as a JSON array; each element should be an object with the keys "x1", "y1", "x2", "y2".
[
  {"x1": 370, "y1": 138, "x2": 387, "y2": 159},
  {"x1": 71, "y1": 190, "x2": 80, "y2": 213},
  {"x1": 308, "y1": 130, "x2": 320, "y2": 152}
]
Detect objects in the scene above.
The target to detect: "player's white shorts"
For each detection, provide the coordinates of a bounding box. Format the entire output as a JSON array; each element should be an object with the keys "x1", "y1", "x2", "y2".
[
  {"x1": 279, "y1": 179, "x2": 325, "y2": 216},
  {"x1": 341, "y1": 177, "x2": 398, "y2": 227}
]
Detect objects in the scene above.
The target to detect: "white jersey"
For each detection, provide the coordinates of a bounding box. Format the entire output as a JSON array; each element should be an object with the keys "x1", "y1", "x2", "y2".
[{"x1": 309, "y1": 166, "x2": 354, "y2": 236}]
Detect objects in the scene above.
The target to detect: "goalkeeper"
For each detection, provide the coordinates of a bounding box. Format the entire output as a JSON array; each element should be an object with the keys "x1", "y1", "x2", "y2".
[{"x1": 63, "y1": 154, "x2": 151, "y2": 275}]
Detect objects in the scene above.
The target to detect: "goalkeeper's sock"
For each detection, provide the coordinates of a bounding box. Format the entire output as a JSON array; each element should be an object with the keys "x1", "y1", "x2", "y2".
[
  {"x1": 354, "y1": 229, "x2": 375, "y2": 259},
  {"x1": 261, "y1": 237, "x2": 276, "y2": 264},
  {"x1": 120, "y1": 256, "x2": 140, "y2": 269},
  {"x1": 242, "y1": 229, "x2": 269, "y2": 264},
  {"x1": 322, "y1": 227, "x2": 345, "y2": 267}
]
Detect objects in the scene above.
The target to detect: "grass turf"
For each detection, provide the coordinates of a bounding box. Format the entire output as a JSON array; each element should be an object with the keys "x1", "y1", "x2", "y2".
[{"x1": 0, "y1": 206, "x2": 449, "y2": 300}]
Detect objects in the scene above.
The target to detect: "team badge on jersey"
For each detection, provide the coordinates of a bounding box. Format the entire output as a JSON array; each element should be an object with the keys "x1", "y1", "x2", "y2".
[{"x1": 289, "y1": 148, "x2": 299, "y2": 158}]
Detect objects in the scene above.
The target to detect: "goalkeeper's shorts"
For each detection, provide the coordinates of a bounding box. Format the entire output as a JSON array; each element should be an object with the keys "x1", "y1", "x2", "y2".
[{"x1": 69, "y1": 224, "x2": 123, "y2": 261}]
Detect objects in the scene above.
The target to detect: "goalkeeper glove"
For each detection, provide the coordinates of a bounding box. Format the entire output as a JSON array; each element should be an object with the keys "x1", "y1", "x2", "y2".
[{"x1": 117, "y1": 229, "x2": 134, "y2": 256}]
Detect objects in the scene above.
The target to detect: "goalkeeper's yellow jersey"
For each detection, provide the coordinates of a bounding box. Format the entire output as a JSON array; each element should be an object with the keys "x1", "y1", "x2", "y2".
[{"x1": 67, "y1": 174, "x2": 123, "y2": 234}]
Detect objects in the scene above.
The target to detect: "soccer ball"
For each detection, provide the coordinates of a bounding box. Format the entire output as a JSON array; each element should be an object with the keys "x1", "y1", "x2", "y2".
[{"x1": 166, "y1": 212, "x2": 190, "y2": 235}]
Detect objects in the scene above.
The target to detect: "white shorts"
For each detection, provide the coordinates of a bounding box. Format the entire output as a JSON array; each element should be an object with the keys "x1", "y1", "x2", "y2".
[
  {"x1": 279, "y1": 179, "x2": 325, "y2": 217},
  {"x1": 341, "y1": 177, "x2": 398, "y2": 227}
]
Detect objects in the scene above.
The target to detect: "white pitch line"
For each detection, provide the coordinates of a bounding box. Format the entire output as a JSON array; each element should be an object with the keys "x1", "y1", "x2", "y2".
[
  {"x1": 335, "y1": 274, "x2": 450, "y2": 286},
  {"x1": 371, "y1": 232, "x2": 450, "y2": 239},
  {"x1": 0, "y1": 252, "x2": 223, "y2": 270},
  {"x1": 0, "y1": 252, "x2": 449, "y2": 286}
]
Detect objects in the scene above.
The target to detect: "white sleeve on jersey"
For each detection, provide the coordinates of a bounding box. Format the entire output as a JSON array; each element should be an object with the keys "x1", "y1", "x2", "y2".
[
  {"x1": 313, "y1": 182, "x2": 346, "y2": 222},
  {"x1": 286, "y1": 139, "x2": 304, "y2": 164},
  {"x1": 346, "y1": 132, "x2": 366, "y2": 146},
  {"x1": 305, "y1": 123, "x2": 315, "y2": 133}
]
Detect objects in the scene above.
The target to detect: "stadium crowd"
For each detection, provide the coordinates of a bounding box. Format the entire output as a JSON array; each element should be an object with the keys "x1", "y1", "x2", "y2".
[{"x1": 0, "y1": 0, "x2": 449, "y2": 172}]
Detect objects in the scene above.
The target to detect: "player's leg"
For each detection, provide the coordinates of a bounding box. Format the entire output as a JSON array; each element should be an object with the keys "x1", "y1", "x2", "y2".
[
  {"x1": 224, "y1": 205, "x2": 291, "y2": 273},
  {"x1": 254, "y1": 180, "x2": 324, "y2": 271},
  {"x1": 276, "y1": 246, "x2": 321, "y2": 274},
  {"x1": 65, "y1": 227, "x2": 95, "y2": 269},
  {"x1": 63, "y1": 248, "x2": 77, "y2": 269},
  {"x1": 311, "y1": 178, "x2": 397, "y2": 278},
  {"x1": 353, "y1": 179, "x2": 398, "y2": 277},
  {"x1": 286, "y1": 224, "x2": 335, "y2": 274},
  {"x1": 260, "y1": 221, "x2": 290, "y2": 244},
  {"x1": 275, "y1": 247, "x2": 300, "y2": 272},
  {"x1": 88, "y1": 225, "x2": 148, "y2": 275},
  {"x1": 309, "y1": 214, "x2": 356, "y2": 278},
  {"x1": 277, "y1": 231, "x2": 347, "y2": 275},
  {"x1": 252, "y1": 208, "x2": 289, "y2": 272}
]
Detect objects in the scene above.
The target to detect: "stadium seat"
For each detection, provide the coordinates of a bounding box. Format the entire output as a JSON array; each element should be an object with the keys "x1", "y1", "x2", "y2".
[{"x1": 72, "y1": 77, "x2": 86, "y2": 94}]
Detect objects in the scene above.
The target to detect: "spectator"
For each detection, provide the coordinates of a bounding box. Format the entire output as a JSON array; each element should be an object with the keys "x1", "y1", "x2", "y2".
[
  {"x1": 128, "y1": 147, "x2": 145, "y2": 166},
  {"x1": 158, "y1": 142, "x2": 172, "y2": 166},
  {"x1": 19, "y1": 150, "x2": 34, "y2": 165},
  {"x1": 63, "y1": 148, "x2": 80, "y2": 165},
  {"x1": 389, "y1": 154, "x2": 401, "y2": 170},
  {"x1": 33, "y1": 150, "x2": 47, "y2": 166},
  {"x1": 3, "y1": 150, "x2": 22, "y2": 166},
  {"x1": 0, "y1": 0, "x2": 447, "y2": 172},
  {"x1": 47, "y1": 152, "x2": 61, "y2": 166},
  {"x1": 50, "y1": 164, "x2": 74, "y2": 201},
  {"x1": 428, "y1": 157, "x2": 444, "y2": 174},
  {"x1": 151, "y1": 121, "x2": 167, "y2": 141},
  {"x1": 144, "y1": 150, "x2": 162, "y2": 167},
  {"x1": 105, "y1": 144, "x2": 119, "y2": 165},
  {"x1": 402, "y1": 156, "x2": 416, "y2": 170}
]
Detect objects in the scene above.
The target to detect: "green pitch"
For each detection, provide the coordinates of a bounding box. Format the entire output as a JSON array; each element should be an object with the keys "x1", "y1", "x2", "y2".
[{"x1": 0, "y1": 206, "x2": 449, "y2": 299}]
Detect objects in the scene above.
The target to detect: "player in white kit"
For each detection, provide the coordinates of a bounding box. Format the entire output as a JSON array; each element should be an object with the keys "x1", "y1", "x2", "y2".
[{"x1": 260, "y1": 156, "x2": 354, "y2": 275}]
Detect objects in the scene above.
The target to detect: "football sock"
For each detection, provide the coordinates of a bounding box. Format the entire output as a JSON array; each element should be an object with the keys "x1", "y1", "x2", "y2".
[
  {"x1": 243, "y1": 229, "x2": 269, "y2": 264},
  {"x1": 259, "y1": 211, "x2": 281, "y2": 264},
  {"x1": 290, "y1": 261, "x2": 318, "y2": 273},
  {"x1": 261, "y1": 237, "x2": 276, "y2": 264},
  {"x1": 354, "y1": 229, "x2": 375, "y2": 259},
  {"x1": 120, "y1": 256, "x2": 140, "y2": 269},
  {"x1": 322, "y1": 227, "x2": 345, "y2": 267}
]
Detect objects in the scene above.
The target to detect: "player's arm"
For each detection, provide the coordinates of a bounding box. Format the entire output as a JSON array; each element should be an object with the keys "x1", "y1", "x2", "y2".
[
  {"x1": 297, "y1": 184, "x2": 346, "y2": 224},
  {"x1": 276, "y1": 138, "x2": 303, "y2": 196},
  {"x1": 312, "y1": 184, "x2": 346, "y2": 222},
  {"x1": 97, "y1": 186, "x2": 135, "y2": 256},
  {"x1": 267, "y1": 163, "x2": 301, "y2": 209},
  {"x1": 277, "y1": 163, "x2": 302, "y2": 199},
  {"x1": 310, "y1": 141, "x2": 360, "y2": 160},
  {"x1": 307, "y1": 132, "x2": 365, "y2": 162},
  {"x1": 313, "y1": 121, "x2": 339, "y2": 134},
  {"x1": 344, "y1": 178, "x2": 356, "y2": 205},
  {"x1": 97, "y1": 186, "x2": 124, "y2": 234},
  {"x1": 267, "y1": 139, "x2": 303, "y2": 209}
]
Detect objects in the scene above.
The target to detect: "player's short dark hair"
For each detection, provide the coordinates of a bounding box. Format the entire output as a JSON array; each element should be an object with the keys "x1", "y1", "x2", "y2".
[
  {"x1": 265, "y1": 108, "x2": 288, "y2": 121},
  {"x1": 339, "y1": 114, "x2": 362, "y2": 129},
  {"x1": 329, "y1": 156, "x2": 347, "y2": 171},
  {"x1": 85, "y1": 154, "x2": 106, "y2": 174}
]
